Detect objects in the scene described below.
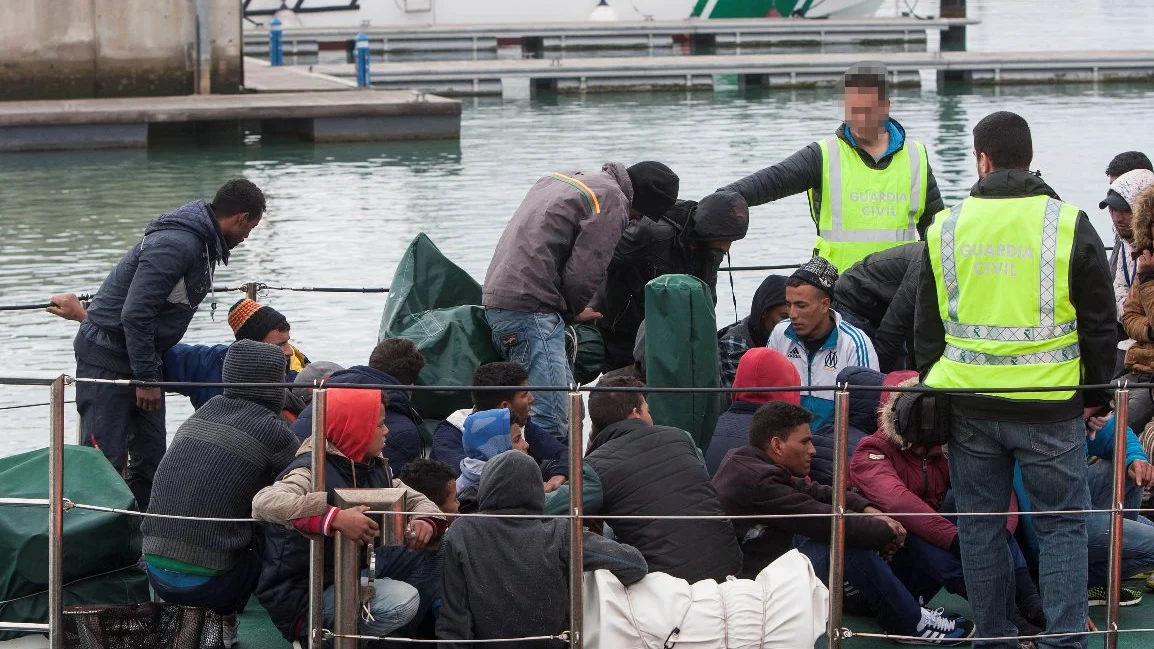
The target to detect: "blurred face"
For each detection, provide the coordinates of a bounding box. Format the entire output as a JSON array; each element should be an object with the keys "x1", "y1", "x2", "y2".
[
  {"x1": 510, "y1": 421, "x2": 529, "y2": 454},
  {"x1": 219, "y1": 213, "x2": 261, "y2": 249},
  {"x1": 1110, "y1": 206, "x2": 1134, "y2": 240},
  {"x1": 440, "y1": 480, "x2": 460, "y2": 515},
  {"x1": 261, "y1": 329, "x2": 293, "y2": 363},
  {"x1": 785, "y1": 284, "x2": 832, "y2": 340},
  {"x1": 768, "y1": 424, "x2": 816, "y2": 478},
  {"x1": 761, "y1": 304, "x2": 790, "y2": 335},
  {"x1": 365, "y1": 407, "x2": 388, "y2": 461},
  {"x1": 843, "y1": 86, "x2": 889, "y2": 136},
  {"x1": 502, "y1": 382, "x2": 534, "y2": 424}
]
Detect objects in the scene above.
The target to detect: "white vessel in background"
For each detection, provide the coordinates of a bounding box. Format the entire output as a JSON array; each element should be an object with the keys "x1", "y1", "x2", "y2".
[{"x1": 242, "y1": 0, "x2": 886, "y2": 29}]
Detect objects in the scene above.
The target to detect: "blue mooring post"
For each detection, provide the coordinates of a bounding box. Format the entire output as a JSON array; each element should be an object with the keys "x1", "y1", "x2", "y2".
[
  {"x1": 355, "y1": 32, "x2": 371, "y2": 88},
  {"x1": 269, "y1": 17, "x2": 284, "y2": 67}
]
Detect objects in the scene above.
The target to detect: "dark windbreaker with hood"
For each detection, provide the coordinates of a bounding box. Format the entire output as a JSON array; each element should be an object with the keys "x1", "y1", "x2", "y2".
[
  {"x1": 832, "y1": 243, "x2": 923, "y2": 372},
  {"x1": 75, "y1": 200, "x2": 228, "y2": 381},
  {"x1": 596, "y1": 192, "x2": 749, "y2": 368},
  {"x1": 437, "y1": 451, "x2": 647, "y2": 648}
]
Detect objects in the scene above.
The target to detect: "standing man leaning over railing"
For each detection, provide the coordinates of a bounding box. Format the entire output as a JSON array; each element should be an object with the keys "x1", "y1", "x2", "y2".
[
  {"x1": 719, "y1": 61, "x2": 944, "y2": 272},
  {"x1": 915, "y1": 111, "x2": 1117, "y2": 648},
  {"x1": 73, "y1": 179, "x2": 266, "y2": 511}
]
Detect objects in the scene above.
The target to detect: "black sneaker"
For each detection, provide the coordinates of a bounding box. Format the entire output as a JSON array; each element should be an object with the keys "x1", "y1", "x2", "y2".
[{"x1": 1088, "y1": 585, "x2": 1143, "y2": 607}]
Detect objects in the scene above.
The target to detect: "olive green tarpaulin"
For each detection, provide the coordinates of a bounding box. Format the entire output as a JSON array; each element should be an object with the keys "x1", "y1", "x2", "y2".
[
  {"x1": 643, "y1": 274, "x2": 722, "y2": 450},
  {"x1": 0, "y1": 446, "x2": 150, "y2": 639},
  {"x1": 379, "y1": 233, "x2": 502, "y2": 420}
]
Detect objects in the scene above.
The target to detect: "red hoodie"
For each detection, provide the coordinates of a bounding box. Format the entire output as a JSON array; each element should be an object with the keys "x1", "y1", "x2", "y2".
[
  {"x1": 324, "y1": 388, "x2": 382, "y2": 463},
  {"x1": 732, "y1": 348, "x2": 801, "y2": 405},
  {"x1": 849, "y1": 371, "x2": 1016, "y2": 551}
]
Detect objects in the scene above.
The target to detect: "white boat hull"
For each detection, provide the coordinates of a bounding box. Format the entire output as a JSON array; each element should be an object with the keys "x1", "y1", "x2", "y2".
[{"x1": 801, "y1": 0, "x2": 885, "y2": 18}]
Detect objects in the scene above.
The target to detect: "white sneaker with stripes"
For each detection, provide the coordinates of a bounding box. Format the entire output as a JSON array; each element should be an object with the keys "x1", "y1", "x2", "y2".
[{"x1": 895, "y1": 607, "x2": 976, "y2": 646}]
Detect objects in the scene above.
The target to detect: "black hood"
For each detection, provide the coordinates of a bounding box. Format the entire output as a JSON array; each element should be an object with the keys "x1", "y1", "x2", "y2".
[
  {"x1": 747, "y1": 275, "x2": 788, "y2": 345},
  {"x1": 477, "y1": 450, "x2": 544, "y2": 514},
  {"x1": 143, "y1": 199, "x2": 228, "y2": 265},
  {"x1": 970, "y1": 169, "x2": 1060, "y2": 201},
  {"x1": 836, "y1": 366, "x2": 885, "y2": 434},
  {"x1": 690, "y1": 191, "x2": 749, "y2": 242}
]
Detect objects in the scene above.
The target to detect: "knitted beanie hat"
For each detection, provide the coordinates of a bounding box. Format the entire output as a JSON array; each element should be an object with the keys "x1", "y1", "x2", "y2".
[
  {"x1": 222, "y1": 339, "x2": 289, "y2": 411},
  {"x1": 791, "y1": 256, "x2": 839, "y2": 296},
  {"x1": 228, "y1": 298, "x2": 289, "y2": 342},
  {"x1": 626, "y1": 161, "x2": 679, "y2": 219},
  {"x1": 462, "y1": 408, "x2": 514, "y2": 461}
]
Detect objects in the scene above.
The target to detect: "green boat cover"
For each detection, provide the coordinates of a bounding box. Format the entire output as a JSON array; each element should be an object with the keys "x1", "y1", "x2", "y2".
[
  {"x1": 565, "y1": 323, "x2": 605, "y2": 386},
  {"x1": 379, "y1": 234, "x2": 502, "y2": 421},
  {"x1": 0, "y1": 446, "x2": 150, "y2": 639},
  {"x1": 644, "y1": 274, "x2": 722, "y2": 450}
]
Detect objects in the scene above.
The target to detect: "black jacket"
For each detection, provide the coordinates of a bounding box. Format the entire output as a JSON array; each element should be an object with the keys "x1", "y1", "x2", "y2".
[
  {"x1": 596, "y1": 197, "x2": 747, "y2": 368},
  {"x1": 704, "y1": 400, "x2": 758, "y2": 477},
  {"x1": 255, "y1": 451, "x2": 394, "y2": 641},
  {"x1": 585, "y1": 419, "x2": 743, "y2": 582},
  {"x1": 914, "y1": 170, "x2": 1116, "y2": 421},
  {"x1": 720, "y1": 120, "x2": 945, "y2": 242},
  {"x1": 437, "y1": 451, "x2": 647, "y2": 648},
  {"x1": 712, "y1": 446, "x2": 894, "y2": 579},
  {"x1": 810, "y1": 367, "x2": 884, "y2": 486},
  {"x1": 833, "y1": 244, "x2": 924, "y2": 372},
  {"x1": 291, "y1": 365, "x2": 423, "y2": 476},
  {"x1": 76, "y1": 200, "x2": 228, "y2": 381}
]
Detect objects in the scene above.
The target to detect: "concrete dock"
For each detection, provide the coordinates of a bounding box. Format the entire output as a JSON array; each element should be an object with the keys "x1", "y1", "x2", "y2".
[
  {"x1": 309, "y1": 49, "x2": 1154, "y2": 95},
  {"x1": 243, "y1": 17, "x2": 976, "y2": 56},
  {"x1": 0, "y1": 63, "x2": 460, "y2": 152}
]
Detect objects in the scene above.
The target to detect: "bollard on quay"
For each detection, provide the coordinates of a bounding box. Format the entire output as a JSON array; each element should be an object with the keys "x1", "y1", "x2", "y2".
[
  {"x1": 355, "y1": 32, "x2": 371, "y2": 88},
  {"x1": 269, "y1": 17, "x2": 284, "y2": 67}
]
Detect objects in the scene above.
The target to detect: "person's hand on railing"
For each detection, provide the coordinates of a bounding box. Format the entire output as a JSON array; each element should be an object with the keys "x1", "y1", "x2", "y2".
[
  {"x1": 46, "y1": 293, "x2": 87, "y2": 322},
  {"x1": 136, "y1": 387, "x2": 163, "y2": 411},
  {"x1": 1128, "y1": 459, "x2": 1154, "y2": 488},
  {"x1": 332, "y1": 505, "x2": 379, "y2": 544}
]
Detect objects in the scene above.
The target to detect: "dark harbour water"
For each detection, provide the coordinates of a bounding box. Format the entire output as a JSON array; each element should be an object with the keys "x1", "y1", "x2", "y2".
[{"x1": 2, "y1": 0, "x2": 1153, "y2": 455}]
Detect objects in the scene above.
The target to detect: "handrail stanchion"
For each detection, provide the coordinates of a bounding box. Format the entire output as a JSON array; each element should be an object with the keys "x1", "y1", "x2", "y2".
[
  {"x1": 827, "y1": 388, "x2": 850, "y2": 649},
  {"x1": 48, "y1": 374, "x2": 66, "y2": 649},
  {"x1": 1105, "y1": 386, "x2": 1129, "y2": 649},
  {"x1": 244, "y1": 282, "x2": 259, "y2": 301},
  {"x1": 567, "y1": 391, "x2": 584, "y2": 649},
  {"x1": 308, "y1": 388, "x2": 328, "y2": 649}
]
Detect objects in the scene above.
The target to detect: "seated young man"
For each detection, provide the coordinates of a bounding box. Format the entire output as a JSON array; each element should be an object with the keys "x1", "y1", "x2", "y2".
[
  {"x1": 767, "y1": 257, "x2": 878, "y2": 430},
  {"x1": 850, "y1": 372, "x2": 1046, "y2": 634},
  {"x1": 712, "y1": 400, "x2": 974, "y2": 645},
  {"x1": 431, "y1": 361, "x2": 569, "y2": 491},
  {"x1": 400, "y1": 458, "x2": 461, "y2": 516},
  {"x1": 142, "y1": 340, "x2": 300, "y2": 648},
  {"x1": 253, "y1": 388, "x2": 446, "y2": 644},
  {"x1": 438, "y1": 450, "x2": 647, "y2": 648},
  {"x1": 583, "y1": 377, "x2": 743, "y2": 583},
  {"x1": 291, "y1": 338, "x2": 426, "y2": 476}
]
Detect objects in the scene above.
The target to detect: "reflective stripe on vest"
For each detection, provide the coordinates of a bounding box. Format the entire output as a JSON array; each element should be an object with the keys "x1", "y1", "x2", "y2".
[
  {"x1": 811, "y1": 136, "x2": 929, "y2": 272},
  {"x1": 925, "y1": 195, "x2": 1081, "y2": 400}
]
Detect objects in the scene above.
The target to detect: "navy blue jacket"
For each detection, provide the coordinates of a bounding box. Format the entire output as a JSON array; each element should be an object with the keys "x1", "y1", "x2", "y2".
[
  {"x1": 704, "y1": 400, "x2": 758, "y2": 477},
  {"x1": 77, "y1": 200, "x2": 227, "y2": 381},
  {"x1": 431, "y1": 415, "x2": 569, "y2": 479},
  {"x1": 162, "y1": 343, "x2": 301, "y2": 410},
  {"x1": 810, "y1": 367, "x2": 884, "y2": 486},
  {"x1": 290, "y1": 366, "x2": 422, "y2": 476}
]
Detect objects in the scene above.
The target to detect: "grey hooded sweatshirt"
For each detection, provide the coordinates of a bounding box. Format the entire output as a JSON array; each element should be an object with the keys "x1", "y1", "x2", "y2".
[{"x1": 437, "y1": 451, "x2": 647, "y2": 648}]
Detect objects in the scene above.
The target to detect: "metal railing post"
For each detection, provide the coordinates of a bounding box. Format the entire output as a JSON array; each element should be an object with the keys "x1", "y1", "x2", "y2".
[
  {"x1": 308, "y1": 388, "x2": 328, "y2": 649},
  {"x1": 244, "y1": 282, "x2": 259, "y2": 301},
  {"x1": 1105, "y1": 387, "x2": 1129, "y2": 649},
  {"x1": 827, "y1": 388, "x2": 850, "y2": 649},
  {"x1": 567, "y1": 391, "x2": 584, "y2": 649},
  {"x1": 48, "y1": 375, "x2": 66, "y2": 649},
  {"x1": 333, "y1": 489, "x2": 405, "y2": 649}
]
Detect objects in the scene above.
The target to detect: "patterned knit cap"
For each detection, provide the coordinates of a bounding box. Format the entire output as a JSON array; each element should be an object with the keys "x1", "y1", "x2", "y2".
[
  {"x1": 227, "y1": 298, "x2": 289, "y2": 342},
  {"x1": 791, "y1": 256, "x2": 839, "y2": 296}
]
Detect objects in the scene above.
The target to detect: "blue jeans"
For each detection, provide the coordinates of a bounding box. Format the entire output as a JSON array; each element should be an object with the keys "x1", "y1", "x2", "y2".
[
  {"x1": 485, "y1": 308, "x2": 572, "y2": 442},
  {"x1": 949, "y1": 414, "x2": 1089, "y2": 649},
  {"x1": 1085, "y1": 460, "x2": 1154, "y2": 585},
  {"x1": 321, "y1": 543, "x2": 444, "y2": 639},
  {"x1": 794, "y1": 537, "x2": 922, "y2": 635},
  {"x1": 890, "y1": 532, "x2": 1030, "y2": 604}
]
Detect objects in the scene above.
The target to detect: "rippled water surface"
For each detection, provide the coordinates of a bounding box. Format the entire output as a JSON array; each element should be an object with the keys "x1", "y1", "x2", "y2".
[{"x1": 2, "y1": 0, "x2": 1153, "y2": 454}]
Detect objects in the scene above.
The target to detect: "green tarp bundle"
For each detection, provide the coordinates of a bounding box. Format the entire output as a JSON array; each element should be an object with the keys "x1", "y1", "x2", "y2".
[
  {"x1": 379, "y1": 233, "x2": 502, "y2": 421},
  {"x1": 644, "y1": 274, "x2": 722, "y2": 450},
  {"x1": 0, "y1": 446, "x2": 150, "y2": 639}
]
